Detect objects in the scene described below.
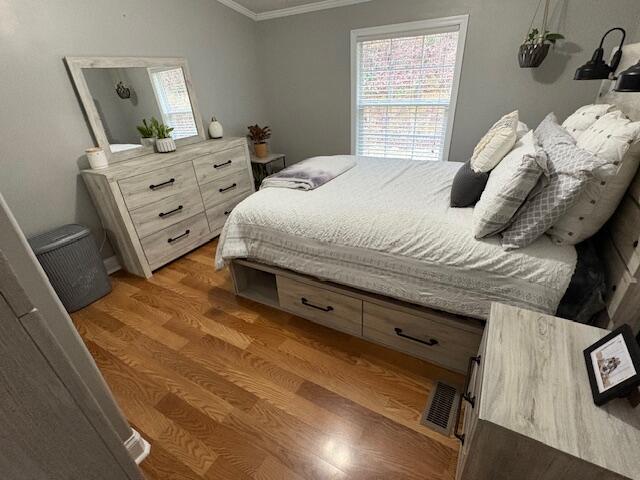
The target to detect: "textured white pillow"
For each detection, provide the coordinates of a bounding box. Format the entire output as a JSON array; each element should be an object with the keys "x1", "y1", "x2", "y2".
[
  {"x1": 548, "y1": 111, "x2": 640, "y2": 245},
  {"x1": 470, "y1": 111, "x2": 519, "y2": 173},
  {"x1": 473, "y1": 131, "x2": 547, "y2": 239},
  {"x1": 516, "y1": 121, "x2": 530, "y2": 139},
  {"x1": 562, "y1": 104, "x2": 616, "y2": 141}
]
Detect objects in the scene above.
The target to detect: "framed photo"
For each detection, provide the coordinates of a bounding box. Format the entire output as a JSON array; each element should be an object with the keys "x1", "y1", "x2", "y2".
[{"x1": 584, "y1": 325, "x2": 640, "y2": 406}]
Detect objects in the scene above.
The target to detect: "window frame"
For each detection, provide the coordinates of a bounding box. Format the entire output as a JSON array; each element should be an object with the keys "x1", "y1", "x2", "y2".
[{"x1": 350, "y1": 15, "x2": 469, "y2": 162}]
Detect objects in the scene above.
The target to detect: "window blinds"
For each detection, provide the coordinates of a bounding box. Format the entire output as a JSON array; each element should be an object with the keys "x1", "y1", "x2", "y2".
[
  {"x1": 355, "y1": 28, "x2": 460, "y2": 161},
  {"x1": 149, "y1": 67, "x2": 198, "y2": 140}
]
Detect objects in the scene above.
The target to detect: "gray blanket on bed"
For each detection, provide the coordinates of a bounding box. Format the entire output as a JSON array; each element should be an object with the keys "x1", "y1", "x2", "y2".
[{"x1": 260, "y1": 155, "x2": 356, "y2": 191}]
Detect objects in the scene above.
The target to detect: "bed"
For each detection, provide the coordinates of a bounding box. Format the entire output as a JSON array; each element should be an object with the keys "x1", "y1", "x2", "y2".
[
  {"x1": 215, "y1": 156, "x2": 576, "y2": 320},
  {"x1": 216, "y1": 43, "x2": 640, "y2": 373}
]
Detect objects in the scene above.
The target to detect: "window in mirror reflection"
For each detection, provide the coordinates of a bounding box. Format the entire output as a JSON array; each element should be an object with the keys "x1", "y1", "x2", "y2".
[{"x1": 148, "y1": 67, "x2": 198, "y2": 140}]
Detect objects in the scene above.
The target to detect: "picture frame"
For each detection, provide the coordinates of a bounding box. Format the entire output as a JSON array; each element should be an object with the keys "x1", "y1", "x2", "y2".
[{"x1": 584, "y1": 324, "x2": 640, "y2": 406}]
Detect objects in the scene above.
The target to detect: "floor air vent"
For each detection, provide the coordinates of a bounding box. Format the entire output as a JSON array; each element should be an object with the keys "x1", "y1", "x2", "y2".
[{"x1": 420, "y1": 381, "x2": 460, "y2": 436}]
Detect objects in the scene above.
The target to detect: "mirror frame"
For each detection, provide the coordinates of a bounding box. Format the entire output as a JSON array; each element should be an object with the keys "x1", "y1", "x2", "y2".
[{"x1": 65, "y1": 56, "x2": 206, "y2": 163}]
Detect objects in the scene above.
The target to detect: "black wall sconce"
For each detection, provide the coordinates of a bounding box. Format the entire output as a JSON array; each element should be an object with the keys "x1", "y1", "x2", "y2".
[
  {"x1": 574, "y1": 27, "x2": 626, "y2": 81},
  {"x1": 615, "y1": 59, "x2": 640, "y2": 92}
]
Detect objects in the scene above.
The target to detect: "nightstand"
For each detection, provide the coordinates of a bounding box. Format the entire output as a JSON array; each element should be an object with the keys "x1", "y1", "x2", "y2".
[
  {"x1": 250, "y1": 153, "x2": 286, "y2": 189},
  {"x1": 456, "y1": 303, "x2": 640, "y2": 480}
]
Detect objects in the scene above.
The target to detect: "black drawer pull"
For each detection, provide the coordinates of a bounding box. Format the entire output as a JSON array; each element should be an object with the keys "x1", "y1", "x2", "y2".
[
  {"x1": 149, "y1": 178, "x2": 175, "y2": 190},
  {"x1": 219, "y1": 183, "x2": 237, "y2": 193},
  {"x1": 301, "y1": 297, "x2": 334, "y2": 312},
  {"x1": 394, "y1": 328, "x2": 438, "y2": 346},
  {"x1": 454, "y1": 355, "x2": 482, "y2": 445},
  {"x1": 214, "y1": 160, "x2": 232, "y2": 169},
  {"x1": 167, "y1": 229, "x2": 190, "y2": 243},
  {"x1": 159, "y1": 205, "x2": 183, "y2": 218}
]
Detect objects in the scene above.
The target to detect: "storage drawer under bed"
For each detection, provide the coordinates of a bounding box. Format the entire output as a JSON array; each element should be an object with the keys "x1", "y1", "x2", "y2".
[
  {"x1": 362, "y1": 302, "x2": 482, "y2": 372},
  {"x1": 276, "y1": 276, "x2": 363, "y2": 336}
]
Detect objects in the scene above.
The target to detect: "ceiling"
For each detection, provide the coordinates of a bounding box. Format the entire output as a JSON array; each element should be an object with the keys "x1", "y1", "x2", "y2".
[{"x1": 219, "y1": 0, "x2": 372, "y2": 19}]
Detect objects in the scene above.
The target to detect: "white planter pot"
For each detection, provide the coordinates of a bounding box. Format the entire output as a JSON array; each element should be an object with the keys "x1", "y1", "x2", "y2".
[
  {"x1": 86, "y1": 147, "x2": 109, "y2": 169},
  {"x1": 209, "y1": 120, "x2": 223, "y2": 139},
  {"x1": 155, "y1": 138, "x2": 176, "y2": 153},
  {"x1": 140, "y1": 137, "x2": 156, "y2": 148}
]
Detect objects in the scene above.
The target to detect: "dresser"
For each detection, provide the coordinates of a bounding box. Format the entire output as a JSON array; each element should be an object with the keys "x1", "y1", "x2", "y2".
[
  {"x1": 456, "y1": 303, "x2": 640, "y2": 480},
  {"x1": 82, "y1": 138, "x2": 254, "y2": 278}
]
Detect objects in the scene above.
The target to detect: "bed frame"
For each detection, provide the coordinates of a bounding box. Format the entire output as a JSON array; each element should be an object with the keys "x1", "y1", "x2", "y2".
[{"x1": 229, "y1": 43, "x2": 640, "y2": 374}]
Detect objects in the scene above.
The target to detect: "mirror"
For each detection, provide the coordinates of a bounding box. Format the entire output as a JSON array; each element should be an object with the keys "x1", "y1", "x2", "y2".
[{"x1": 66, "y1": 57, "x2": 205, "y2": 162}]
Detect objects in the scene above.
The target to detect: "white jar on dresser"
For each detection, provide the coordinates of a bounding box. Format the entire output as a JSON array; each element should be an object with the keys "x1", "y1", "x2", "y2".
[{"x1": 82, "y1": 138, "x2": 254, "y2": 278}]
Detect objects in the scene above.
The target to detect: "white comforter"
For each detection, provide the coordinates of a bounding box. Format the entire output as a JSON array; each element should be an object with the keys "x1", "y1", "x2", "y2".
[{"x1": 215, "y1": 156, "x2": 577, "y2": 319}]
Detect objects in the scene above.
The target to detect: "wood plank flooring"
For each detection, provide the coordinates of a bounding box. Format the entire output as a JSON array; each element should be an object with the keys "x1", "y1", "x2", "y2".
[{"x1": 71, "y1": 240, "x2": 464, "y2": 479}]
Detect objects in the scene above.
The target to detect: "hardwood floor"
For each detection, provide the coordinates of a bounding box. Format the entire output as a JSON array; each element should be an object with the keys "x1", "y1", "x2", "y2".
[{"x1": 72, "y1": 240, "x2": 464, "y2": 480}]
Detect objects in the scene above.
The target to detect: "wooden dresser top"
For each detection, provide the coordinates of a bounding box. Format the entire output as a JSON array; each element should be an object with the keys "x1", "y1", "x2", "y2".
[
  {"x1": 481, "y1": 303, "x2": 640, "y2": 479},
  {"x1": 81, "y1": 137, "x2": 247, "y2": 181}
]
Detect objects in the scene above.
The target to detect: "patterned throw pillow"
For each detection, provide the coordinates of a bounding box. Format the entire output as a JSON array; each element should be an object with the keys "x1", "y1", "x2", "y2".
[
  {"x1": 548, "y1": 110, "x2": 640, "y2": 245},
  {"x1": 562, "y1": 104, "x2": 616, "y2": 141},
  {"x1": 473, "y1": 132, "x2": 548, "y2": 238},
  {"x1": 501, "y1": 116, "x2": 609, "y2": 250},
  {"x1": 470, "y1": 111, "x2": 519, "y2": 173}
]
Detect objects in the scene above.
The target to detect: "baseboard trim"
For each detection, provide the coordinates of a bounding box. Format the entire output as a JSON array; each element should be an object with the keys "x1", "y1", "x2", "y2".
[
  {"x1": 124, "y1": 428, "x2": 150, "y2": 465},
  {"x1": 103, "y1": 255, "x2": 122, "y2": 275}
]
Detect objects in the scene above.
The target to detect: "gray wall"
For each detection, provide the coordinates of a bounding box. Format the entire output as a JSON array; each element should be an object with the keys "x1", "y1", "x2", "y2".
[
  {"x1": 257, "y1": 0, "x2": 640, "y2": 164},
  {"x1": 0, "y1": 0, "x2": 267, "y2": 257}
]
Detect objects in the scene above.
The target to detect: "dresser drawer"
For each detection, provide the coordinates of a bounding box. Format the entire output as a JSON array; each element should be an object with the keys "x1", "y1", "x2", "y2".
[
  {"x1": 201, "y1": 171, "x2": 252, "y2": 210},
  {"x1": 362, "y1": 303, "x2": 482, "y2": 373},
  {"x1": 206, "y1": 192, "x2": 251, "y2": 233},
  {"x1": 276, "y1": 276, "x2": 362, "y2": 336},
  {"x1": 129, "y1": 188, "x2": 205, "y2": 239},
  {"x1": 141, "y1": 213, "x2": 210, "y2": 270},
  {"x1": 118, "y1": 162, "x2": 197, "y2": 211},
  {"x1": 193, "y1": 146, "x2": 247, "y2": 186}
]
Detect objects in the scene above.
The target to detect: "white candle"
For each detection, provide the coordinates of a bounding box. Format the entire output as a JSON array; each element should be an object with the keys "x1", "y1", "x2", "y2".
[{"x1": 86, "y1": 147, "x2": 109, "y2": 169}]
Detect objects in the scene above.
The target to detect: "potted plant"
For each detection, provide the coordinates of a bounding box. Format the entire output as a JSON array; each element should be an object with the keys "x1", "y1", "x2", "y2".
[
  {"x1": 154, "y1": 120, "x2": 176, "y2": 153},
  {"x1": 519, "y1": 0, "x2": 564, "y2": 68},
  {"x1": 248, "y1": 124, "x2": 271, "y2": 158},
  {"x1": 136, "y1": 118, "x2": 157, "y2": 148}
]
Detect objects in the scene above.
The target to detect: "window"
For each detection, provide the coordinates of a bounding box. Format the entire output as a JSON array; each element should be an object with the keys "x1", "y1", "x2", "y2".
[
  {"x1": 148, "y1": 66, "x2": 198, "y2": 140},
  {"x1": 351, "y1": 16, "x2": 467, "y2": 161}
]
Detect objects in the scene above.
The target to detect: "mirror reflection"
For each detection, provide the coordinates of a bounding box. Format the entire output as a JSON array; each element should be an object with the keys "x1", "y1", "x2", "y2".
[{"x1": 82, "y1": 66, "x2": 198, "y2": 153}]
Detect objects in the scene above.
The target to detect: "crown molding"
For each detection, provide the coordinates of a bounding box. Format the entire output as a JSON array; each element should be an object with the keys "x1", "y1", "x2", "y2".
[
  {"x1": 216, "y1": 0, "x2": 258, "y2": 20},
  {"x1": 216, "y1": 0, "x2": 372, "y2": 21},
  {"x1": 256, "y1": 0, "x2": 372, "y2": 20}
]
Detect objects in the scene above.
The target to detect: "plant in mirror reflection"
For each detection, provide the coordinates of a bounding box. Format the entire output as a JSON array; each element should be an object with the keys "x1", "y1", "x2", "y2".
[{"x1": 136, "y1": 117, "x2": 157, "y2": 138}]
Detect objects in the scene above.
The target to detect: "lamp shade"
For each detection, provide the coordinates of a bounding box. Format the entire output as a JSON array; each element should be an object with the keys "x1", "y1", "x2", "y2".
[
  {"x1": 614, "y1": 62, "x2": 640, "y2": 92},
  {"x1": 575, "y1": 48, "x2": 612, "y2": 80}
]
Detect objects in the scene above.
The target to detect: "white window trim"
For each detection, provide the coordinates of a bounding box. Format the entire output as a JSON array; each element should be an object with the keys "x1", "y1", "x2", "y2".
[{"x1": 350, "y1": 15, "x2": 469, "y2": 161}]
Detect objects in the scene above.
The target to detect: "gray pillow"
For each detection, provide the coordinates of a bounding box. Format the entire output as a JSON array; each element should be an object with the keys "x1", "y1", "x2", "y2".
[
  {"x1": 501, "y1": 117, "x2": 609, "y2": 250},
  {"x1": 450, "y1": 161, "x2": 489, "y2": 207}
]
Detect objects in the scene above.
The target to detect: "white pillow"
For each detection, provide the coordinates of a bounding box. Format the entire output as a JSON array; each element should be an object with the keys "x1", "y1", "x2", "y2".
[
  {"x1": 473, "y1": 131, "x2": 547, "y2": 239},
  {"x1": 548, "y1": 111, "x2": 640, "y2": 245},
  {"x1": 470, "y1": 111, "x2": 519, "y2": 173},
  {"x1": 516, "y1": 121, "x2": 530, "y2": 139},
  {"x1": 562, "y1": 104, "x2": 616, "y2": 141}
]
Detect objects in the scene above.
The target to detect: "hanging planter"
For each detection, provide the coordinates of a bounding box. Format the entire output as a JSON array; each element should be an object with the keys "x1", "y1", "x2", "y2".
[
  {"x1": 518, "y1": 43, "x2": 550, "y2": 68},
  {"x1": 519, "y1": 0, "x2": 564, "y2": 68}
]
